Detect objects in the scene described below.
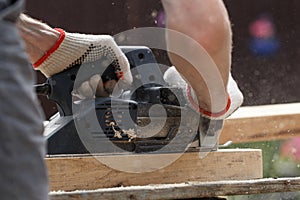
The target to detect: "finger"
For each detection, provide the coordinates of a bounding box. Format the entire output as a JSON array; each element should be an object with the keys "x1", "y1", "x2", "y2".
[
  {"x1": 77, "y1": 81, "x2": 94, "y2": 98},
  {"x1": 90, "y1": 74, "x2": 110, "y2": 97},
  {"x1": 110, "y1": 81, "x2": 124, "y2": 97},
  {"x1": 89, "y1": 74, "x2": 101, "y2": 91},
  {"x1": 103, "y1": 80, "x2": 117, "y2": 95}
]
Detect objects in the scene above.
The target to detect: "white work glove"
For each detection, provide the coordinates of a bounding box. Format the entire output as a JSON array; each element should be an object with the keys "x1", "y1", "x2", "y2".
[
  {"x1": 33, "y1": 28, "x2": 132, "y2": 98},
  {"x1": 163, "y1": 66, "x2": 243, "y2": 119}
]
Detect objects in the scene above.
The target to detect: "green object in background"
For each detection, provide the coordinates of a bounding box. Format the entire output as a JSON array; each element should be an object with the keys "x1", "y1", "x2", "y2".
[{"x1": 224, "y1": 140, "x2": 300, "y2": 199}]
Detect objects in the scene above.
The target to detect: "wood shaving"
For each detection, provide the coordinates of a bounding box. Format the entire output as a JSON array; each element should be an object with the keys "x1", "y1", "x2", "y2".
[
  {"x1": 110, "y1": 122, "x2": 137, "y2": 142},
  {"x1": 123, "y1": 128, "x2": 137, "y2": 142}
]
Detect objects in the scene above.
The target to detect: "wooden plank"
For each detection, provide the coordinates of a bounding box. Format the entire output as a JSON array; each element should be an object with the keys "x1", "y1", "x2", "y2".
[
  {"x1": 220, "y1": 103, "x2": 300, "y2": 144},
  {"x1": 46, "y1": 149, "x2": 262, "y2": 191},
  {"x1": 49, "y1": 177, "x2": 300, "y2": 200}
]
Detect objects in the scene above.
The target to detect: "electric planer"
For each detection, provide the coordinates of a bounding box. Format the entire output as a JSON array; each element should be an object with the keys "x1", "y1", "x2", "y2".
[{"x1": 36, "y1": 46, "x2": 223, "y2": 155}]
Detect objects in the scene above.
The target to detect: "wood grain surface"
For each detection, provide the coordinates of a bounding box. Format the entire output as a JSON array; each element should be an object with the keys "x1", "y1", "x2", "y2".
[
  {"x1": 46, "y1": 149, "x2": 262, "y2": 191},
  {"x1": 220, "y1": 103, "x2": 300, "y2": 144},
  {"x1": 49, "y1": 177, "x2": 300, "y2": 200}
]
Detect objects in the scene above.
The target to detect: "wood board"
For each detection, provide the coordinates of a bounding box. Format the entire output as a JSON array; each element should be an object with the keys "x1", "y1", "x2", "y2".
[
  {"x1": 220, "y1": 103, "x2": 300, "y2": 144},
  {"x1": 49, "y1": 177, "x2": 300, "y2": 200},
  {"x1": 46, "y1": 149, "x2": 262, "y2": 192}
]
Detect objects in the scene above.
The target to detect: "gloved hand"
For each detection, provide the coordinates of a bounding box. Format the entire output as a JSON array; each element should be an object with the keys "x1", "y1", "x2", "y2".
[
  {"x1": 33, "y1": 29, "x2": 132, "y2": 98},
  {"x1": 163, "y1": 66, "x2": 243, "y2": 119}
]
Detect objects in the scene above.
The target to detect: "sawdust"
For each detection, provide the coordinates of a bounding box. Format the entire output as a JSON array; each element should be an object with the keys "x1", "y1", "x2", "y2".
[{"x1": 109, "y1": 122, "x2": 137, "y2": 142}]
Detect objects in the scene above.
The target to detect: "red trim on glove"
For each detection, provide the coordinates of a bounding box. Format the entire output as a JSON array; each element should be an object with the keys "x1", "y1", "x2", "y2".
[
  {"x1": 187, "y1": 84, "x2": 231, "y2": 118},
  {"x1": 116, "y1": 71, "x2": 124, "y2": 80},
  {"x1": 33, "y1": 28, "x2": 66, "y2": 68}
]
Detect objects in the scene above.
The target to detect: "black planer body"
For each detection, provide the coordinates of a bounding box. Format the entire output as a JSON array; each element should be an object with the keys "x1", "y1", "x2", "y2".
[{"x1": 37, "y1": 46, "x2": 223, "y2": 155}]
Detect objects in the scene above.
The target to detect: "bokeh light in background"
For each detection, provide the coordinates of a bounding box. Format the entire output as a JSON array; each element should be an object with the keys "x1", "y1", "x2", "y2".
[
  {"x1": 269, "y1": 138, "x2": 300, "y2": 178},
  {"x1": 280, "y1": 138, "x2": 300, "y2": 162},
  {"x1": 248, "y1": 14, "x2": 280, "y2": 57},
  {"x1": 152, "y1": 9, "x2": 166, "y2": 27}
]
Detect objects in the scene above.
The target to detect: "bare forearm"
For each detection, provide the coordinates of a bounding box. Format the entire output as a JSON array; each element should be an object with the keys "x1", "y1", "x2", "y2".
[
  {"x1": 162, "y1": 0, "x2": 232, "y2": 113},
  {"x1": 16, "y1": 14, "x2": 59, "y2": 64}
]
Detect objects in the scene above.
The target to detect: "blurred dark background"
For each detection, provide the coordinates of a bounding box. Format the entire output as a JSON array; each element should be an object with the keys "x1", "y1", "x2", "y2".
[{"x1": 24, "y1": 0, "x2": 300, "y2": 119}]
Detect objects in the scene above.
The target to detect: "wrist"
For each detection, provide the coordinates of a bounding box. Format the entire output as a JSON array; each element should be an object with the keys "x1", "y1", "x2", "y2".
[
  {"x1": 33, "y1": 28, "x2": 65, "y2": 68},
  {"x1": 17, "y1": 14, "x2": 61, "y2": 64},
  {"x1": 186, "y1": 84, "x2": 231, "y2": 119}
]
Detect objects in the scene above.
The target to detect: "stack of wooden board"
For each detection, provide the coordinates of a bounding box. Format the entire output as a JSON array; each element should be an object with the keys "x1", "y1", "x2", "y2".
[{"x1": 47, "y1": 103, "x2": 300, "y2": 199}]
